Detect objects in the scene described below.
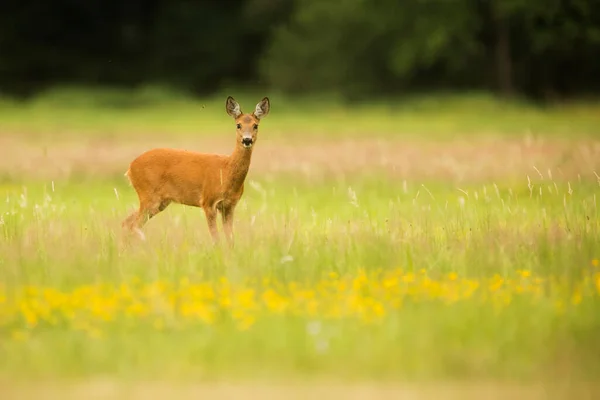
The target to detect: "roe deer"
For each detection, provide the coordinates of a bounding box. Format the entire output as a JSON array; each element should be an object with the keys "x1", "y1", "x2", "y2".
[{"x1": 122, "y1": 96, "x2": 270, "y2": 246}]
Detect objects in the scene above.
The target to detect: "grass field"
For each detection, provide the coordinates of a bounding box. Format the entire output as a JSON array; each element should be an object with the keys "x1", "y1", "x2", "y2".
[{"x1": 1, "y1": 89, "x2": 600, "y2": 398}]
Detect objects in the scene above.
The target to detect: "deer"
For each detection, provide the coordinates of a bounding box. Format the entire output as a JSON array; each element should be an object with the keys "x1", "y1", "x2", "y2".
[{"x1": 121, "y1": 96, "x2": 270, "y2": 246}]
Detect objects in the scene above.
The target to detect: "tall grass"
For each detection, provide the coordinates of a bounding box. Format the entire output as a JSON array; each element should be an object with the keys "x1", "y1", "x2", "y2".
[
  {"x1": 1, "y1": 89, "x2": 599, "y2": 393},
  {"x1": 1, "y1": 174, "x2": 599, "y2": 382}
]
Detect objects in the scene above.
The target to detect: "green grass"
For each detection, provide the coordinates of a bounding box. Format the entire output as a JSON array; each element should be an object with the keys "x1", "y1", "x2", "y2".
[
  {"x1": 1, "y1": 86, "x2": 599, "y2": 141},
  {"x1": 1, "y1": 174, "x2": 599, "y2": 382},
  {"x1": 0, "y1": 89, "x2": 600, "y2": 393}
]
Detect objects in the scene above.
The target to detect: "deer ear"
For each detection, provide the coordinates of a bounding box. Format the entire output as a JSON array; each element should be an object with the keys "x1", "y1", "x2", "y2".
[
  {"x1": 226, "y1": 96, "x2": 242, "y2": 119},
  {"x1": 253, "y1": 97, "x2": 270, "y2": 119}
]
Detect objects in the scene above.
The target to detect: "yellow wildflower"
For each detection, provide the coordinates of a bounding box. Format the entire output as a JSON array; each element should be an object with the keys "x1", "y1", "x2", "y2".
[
  {"x1": 20, "y1": 303, "x2": 37, "y2": 327},
  {"x1": 517, "y1": 270, "x2": 531, "y2": 278},
  {"x1": 262, "y1": 289, "x2": 288, "y2": 313}
]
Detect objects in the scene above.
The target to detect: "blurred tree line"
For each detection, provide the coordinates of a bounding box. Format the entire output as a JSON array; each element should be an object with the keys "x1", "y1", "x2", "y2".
[{"x1": 1, "y1": 0, "x2": 600, "y2": 100}]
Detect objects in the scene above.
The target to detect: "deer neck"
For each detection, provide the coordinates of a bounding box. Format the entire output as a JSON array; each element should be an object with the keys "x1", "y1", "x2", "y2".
[{"x1": 224, "y1": 143, "x2": 253, "y2": 193}]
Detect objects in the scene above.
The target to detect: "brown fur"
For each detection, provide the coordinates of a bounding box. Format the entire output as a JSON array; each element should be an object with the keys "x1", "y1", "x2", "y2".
[{"x1": 122, "y1": 96, "x2": 270, "y2": 245}]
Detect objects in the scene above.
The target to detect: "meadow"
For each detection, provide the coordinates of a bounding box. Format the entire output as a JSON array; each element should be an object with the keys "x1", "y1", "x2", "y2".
[{"x1": 1, "y1": 88, "x2": 600, "y2": 398}]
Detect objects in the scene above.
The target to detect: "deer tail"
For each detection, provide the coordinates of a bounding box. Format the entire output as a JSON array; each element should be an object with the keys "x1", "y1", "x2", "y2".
[{"x1": 124, "y1": 168, "x2": 132, "y2": 185}]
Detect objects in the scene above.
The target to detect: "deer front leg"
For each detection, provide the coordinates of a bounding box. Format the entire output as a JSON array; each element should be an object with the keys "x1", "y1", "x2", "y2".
[
  {"x1": 203, "y1": 207, "x2": 220, "y2": 244},
  {"x1": 221, "y1": 205, "x2": 236, "y2": 248}
]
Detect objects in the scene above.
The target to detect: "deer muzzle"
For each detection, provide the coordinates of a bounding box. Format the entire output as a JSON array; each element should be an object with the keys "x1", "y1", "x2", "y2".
[{"x1": 241, "y1": 135, "x2": 254, "y2": 148}]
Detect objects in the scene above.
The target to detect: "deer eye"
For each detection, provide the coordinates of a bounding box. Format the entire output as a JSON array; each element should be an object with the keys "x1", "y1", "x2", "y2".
[
  {"x1": 236, "y1": 123, "x2": 242, "y2": 129},
  {"x1": 253, "y1": 124, "x2": 258, "y2": 130}
]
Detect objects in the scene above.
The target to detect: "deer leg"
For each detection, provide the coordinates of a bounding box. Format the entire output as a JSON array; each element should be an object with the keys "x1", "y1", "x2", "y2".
[
  {"x1": 221, "y1": 205, "x2": 235, "y2": 248},
  {"x1": 122, "y1": 209, "x2": 148, "y2": 241},
  {"x1": 203, "y1": 206, "x2": 220, "y2": 244},
  {"x1": 122, "y1": 210, "x2": 140, "y2": 230},
  {"x1": 122, "y1": 199, "x2": 170, "y2": 241}
]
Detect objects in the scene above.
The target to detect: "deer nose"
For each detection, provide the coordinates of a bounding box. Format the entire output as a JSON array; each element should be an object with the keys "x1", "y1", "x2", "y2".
[{"x1": 241, "y1": 137, "x2": 253, "y2": 147}]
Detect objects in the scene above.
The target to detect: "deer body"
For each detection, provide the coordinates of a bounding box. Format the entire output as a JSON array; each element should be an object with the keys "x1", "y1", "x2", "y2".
[{"x1": 122, "y1": 96, "x2": 270, "y2": 245}]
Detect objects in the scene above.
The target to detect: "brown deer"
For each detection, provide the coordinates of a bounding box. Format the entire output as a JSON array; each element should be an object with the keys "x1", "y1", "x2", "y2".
[{"x1": 122, "y1": 96, "x2": 270, "y2": 246}]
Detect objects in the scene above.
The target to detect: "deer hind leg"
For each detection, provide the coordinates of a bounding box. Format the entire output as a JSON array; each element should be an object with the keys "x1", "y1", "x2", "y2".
[{"x1": 122, "y1": 198, "x2": 171, "y2": 241}]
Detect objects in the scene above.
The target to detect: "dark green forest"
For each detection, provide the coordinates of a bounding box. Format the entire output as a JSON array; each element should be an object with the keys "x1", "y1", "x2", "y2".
[{"x1": 1, "y1": 0, "x2": 600, "y2": 100}]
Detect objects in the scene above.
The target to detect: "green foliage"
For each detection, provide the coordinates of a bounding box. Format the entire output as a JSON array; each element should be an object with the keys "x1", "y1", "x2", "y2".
[
  {"x1": 260, "y1": 0, "x2": 600, "y2": 98},
  {"x1": 1, "y1": 0, "x2": 600, "y2": 99},
  {"x1": 386, "y1": 1, "x2": 481, "y2": 77}
]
